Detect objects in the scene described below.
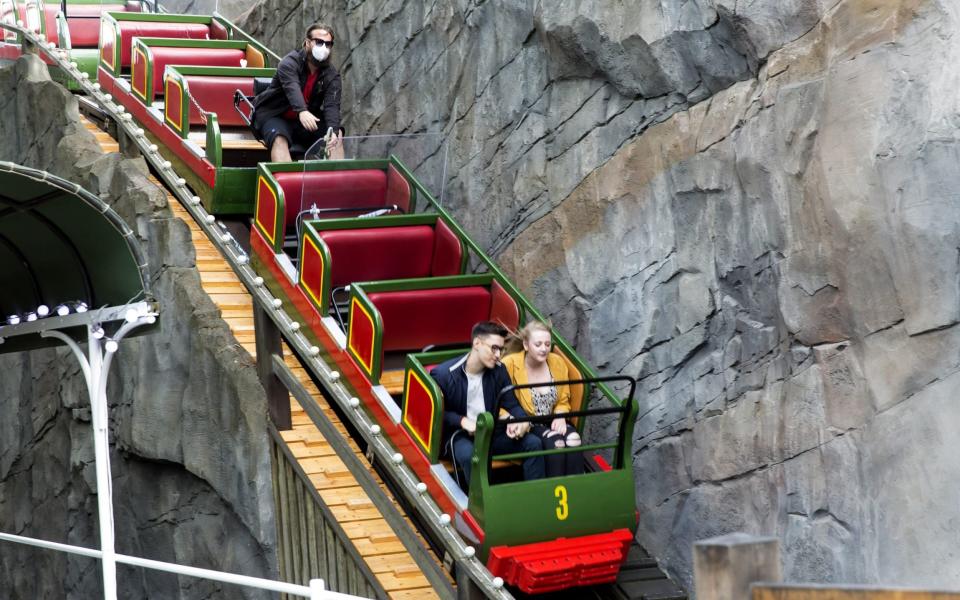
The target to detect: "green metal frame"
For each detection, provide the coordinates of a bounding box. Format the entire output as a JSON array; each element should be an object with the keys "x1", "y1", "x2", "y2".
[
  {"x1": 99, "y1": 12, "x2": 213, "y2": 77},
  {"x1": 130, "y1": 37, "x2": 256, "y2": 105},
  {"x1": 470, "y1": 410, "x2": 637, "y2": 559},
  {"x1": 402, "y1": 349, "x2": 465, "y2": 463},
  {"x1": 253, "y1": 159, "x2": 414, "y2": 252},
  {"x1": 346, "y1": 274, "x2": 494, "y2": 384},
  {"x1": 164, "y1": 65, "x2": 275, "y2": 139}
]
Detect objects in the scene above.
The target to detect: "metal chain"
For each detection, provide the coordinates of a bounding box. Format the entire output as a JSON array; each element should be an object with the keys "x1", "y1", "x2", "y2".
[{"x1": 186, "y1": 90, "x2": 208, "y2": 125}]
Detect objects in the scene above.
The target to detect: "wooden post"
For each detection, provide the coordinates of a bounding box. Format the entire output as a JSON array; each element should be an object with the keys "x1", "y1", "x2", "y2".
[
  {"x1": 694, "y1": 533, "x2": 781, "y2": 600},
  {"x1": 254, "y1": 304, "x2": 291, "y2": 429}
]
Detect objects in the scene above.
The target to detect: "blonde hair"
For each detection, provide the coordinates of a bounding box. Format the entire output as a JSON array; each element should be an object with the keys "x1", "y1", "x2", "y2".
[{"x1": 504, "y1": 320, "x2": 552, "y2": 355}]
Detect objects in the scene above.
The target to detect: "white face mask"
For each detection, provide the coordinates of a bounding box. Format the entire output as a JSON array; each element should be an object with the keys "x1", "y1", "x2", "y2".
[{"x1": 312, "y1": 44, "x2": 330, "y2": 62}]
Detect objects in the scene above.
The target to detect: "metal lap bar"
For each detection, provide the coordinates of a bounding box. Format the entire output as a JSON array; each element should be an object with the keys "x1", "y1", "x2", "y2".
[
  {"x1": 492, "y1": 441, "x2": 617, "y2": 462},
  {"x1": 490, "y1": 374, "x2": 637, "y2": 471}
]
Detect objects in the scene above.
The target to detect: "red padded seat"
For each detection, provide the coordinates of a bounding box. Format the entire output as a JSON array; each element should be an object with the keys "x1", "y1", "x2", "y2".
[
  {"x1": 64, "y1": 5, "x2": 128, "y2": 48},
  {"x1": 369, "y1": 287, "x2": 491, "y2": 352},
  {"x1": 117, "y1": 22, "x2": 209, "y2": 67},
  {"x1": 276, "y1": 169, "x2": 388, "y2": 227},
  {"x1": 68, "y1": 17, "x2": 100, "y2": 47},
  {"x1": 147, "y1": 47, "x2": 244, "y2": 94},
  {"x1": 320, "y1": 226, "x2": 434, "y2": 287},
  {"x1": 183, "y1": 75, "x2": 255, "y2": 126}
]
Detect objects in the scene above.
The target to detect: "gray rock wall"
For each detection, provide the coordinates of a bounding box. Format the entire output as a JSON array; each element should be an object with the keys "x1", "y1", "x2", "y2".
[
  {"x1": 238, "y1": 0, "x2": 960, "y2": 593},
  {"x1": 0, "y1": 56, "x2": 276, "y2": 598}
]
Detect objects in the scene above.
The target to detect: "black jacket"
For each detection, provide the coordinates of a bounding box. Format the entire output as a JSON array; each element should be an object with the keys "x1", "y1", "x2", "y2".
[
  {"x1": 252, "y1": 49, "x2": 342, "y2": 134},
  {"x1": 431, "y1": 354, "x2": 526, "y2": 445}
]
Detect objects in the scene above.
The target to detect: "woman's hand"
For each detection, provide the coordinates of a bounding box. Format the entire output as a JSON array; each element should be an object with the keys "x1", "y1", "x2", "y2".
[{"x1": 551, "y1": 417, "x2": 567, "y2": 434}]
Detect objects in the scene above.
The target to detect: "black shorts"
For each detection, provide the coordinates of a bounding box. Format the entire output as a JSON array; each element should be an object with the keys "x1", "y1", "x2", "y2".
[{"x1": 257, "y1": 115, "x2": 325, "y2": 153}]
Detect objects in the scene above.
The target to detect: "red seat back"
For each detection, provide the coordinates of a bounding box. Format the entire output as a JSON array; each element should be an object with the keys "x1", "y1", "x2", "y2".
[
  {"x1": 183, "y1": 75, "x2": 254, "y2": 126},
  {"x1": 369, "y1": 287, "x2": 492, "y2": 352},
  {"x1": 63, "y1": 4, "x2": 127, "y2": 47},
  {"x1": 320, "y1": 226, "x2": 434, "y2": 287},
  {"x1": 117, "y1": 21, "x2": 209, "y2": 68},
  {"x1": 275, "y1": 169, "x2": 388, "y2": 228},
  {"x1": 148, "y1": 47, "x2": 244, "y2": 94},
  {"x1": 431, "y1": 219, "x2": 463, "y2": 277}
]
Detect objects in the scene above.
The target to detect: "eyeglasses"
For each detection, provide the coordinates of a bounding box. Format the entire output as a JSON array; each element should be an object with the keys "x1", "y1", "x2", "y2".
[
  {"x1": 309, "y1": 38, "x2": 334, "y2": 47},
  {"x1": 482, "y1": 341, "x2": 504, "y2": 355}
]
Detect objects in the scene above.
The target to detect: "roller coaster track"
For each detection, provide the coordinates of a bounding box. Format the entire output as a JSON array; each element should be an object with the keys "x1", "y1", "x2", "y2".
[
  {"x1": 12, "y1": 25, "x2": 688, "y2": 598},
  {"x1": 80, "y1": 113, "x2": 452, "y2": 599}
]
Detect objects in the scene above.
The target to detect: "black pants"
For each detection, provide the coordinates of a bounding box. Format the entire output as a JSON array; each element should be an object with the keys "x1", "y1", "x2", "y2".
[
  {"x1": 532, "y1": 422, "x2": 583, "y2": 477},
  {"x1": 255, "y1": 115, "x2": 325, "y2": 155}
]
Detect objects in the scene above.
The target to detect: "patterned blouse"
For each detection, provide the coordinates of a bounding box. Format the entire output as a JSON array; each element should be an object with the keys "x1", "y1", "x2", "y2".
[{"x1": 530, "y1": 385, "x2": 557, "y2": 416}]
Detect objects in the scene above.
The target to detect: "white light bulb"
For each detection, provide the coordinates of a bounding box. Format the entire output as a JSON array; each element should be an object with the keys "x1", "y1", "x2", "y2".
[
  {"x1": 492, "y1": 577, "x2": 504, "y2": 589},
  {"x1": 7, "y1": 315, "x2": 21, "y2": 325},
  {"x1": 329, "y1": 371, "x2": 340, "y2": 382},
  {"x1": 148, "y1": 144, "x2": 158, "y2": 152},
  {"x1": 391, "y1": 453, "x2": 403, "y2": 464},
  {"x1": 439, "y1": 514, "x2": 451, "y2": 526},
  {"x1": 103, "y1": 94, "x2": 111, "y2": 101},
  {"x1": 369, "y1": 425, "x2": 381, "y2": 435},
  {"x1": 25, "y1": 312, "x2": 37, "y2": 322},
  {"x1": 36, "y1": 305, "x2": 49, "y2": 317},
  {"x1": 145, "y1": 316, "x2": 156, "y2": 324},
  {"x1": 309, "y1": 345, "x2": 320, "y2": 356},
  {"x1": 75, "y1": 302, "x2": 88, "y2": 313},
  {"x1": 125, "y1": 308, "x2": 139, "y2": 323},
  {"x1": 253, "y1": 277, "x2": 264, "y2": 287},
  {"x1": 92, "y1": 326, "x2": 105, "y2": 339},
  {"x1": 236, "y1": 255, "x2": 248, "y2": 265},
  {"x1": 162, "y1": 161, "x2": 172, "y2": 169},
  {"x1": 464, "y1": 546, "x2": 476, "y2": 558},
  {"x1": 191, "y1": 196, "x2": 201, "y2": 205},
  {"x1": 289, "y1": 321, "x2": 300, "y2": 331},
  {"x1": 416, "y1": 482, "x2": 427, "y2": 493},
  {"x1": 55, "y1": 304, "x2": 70, "y2": 316},
  {"x1": 205, "y1": 215, "x2": 215, "y2": 224},
  {"x1": 177, "y1": 178, "x2": 186, "y2": 186},
  {"x1": 348, "y1": 397, "x2": 360, "y2": 408},
  {"x1": 92, "y1": 83, "x2": 100, "y2": 90},
  {"x1": 272, "y1": 298, "x2": 282, "y2": 308},
  {"x1": 105, "y1": 339, "x2": 119, "y2": 353}
]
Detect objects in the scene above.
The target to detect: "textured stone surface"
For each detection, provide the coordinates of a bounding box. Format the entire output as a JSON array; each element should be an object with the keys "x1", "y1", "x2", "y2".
[
  {"x1": 235, "y1": 0, "x2": 960, "y2": 594},
  {"x1": 0, "y1": 55, "x2": 275, "y2": 598}
]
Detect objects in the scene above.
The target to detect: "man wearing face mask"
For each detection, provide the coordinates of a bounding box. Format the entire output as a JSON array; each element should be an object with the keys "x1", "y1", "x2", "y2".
[{"x1": 251, "y1": 23, "x2": 343, "y2": 162}]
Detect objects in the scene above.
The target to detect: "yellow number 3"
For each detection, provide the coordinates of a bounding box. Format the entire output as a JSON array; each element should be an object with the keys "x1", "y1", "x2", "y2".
[{"x1": 554, "y1": 485, "x2": 569, "y2": 521}]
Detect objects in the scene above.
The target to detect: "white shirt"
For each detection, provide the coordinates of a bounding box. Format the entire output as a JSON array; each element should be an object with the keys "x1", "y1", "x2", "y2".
[{"x1": 465, "y1": 371, "x2": 485, "y2": 422}]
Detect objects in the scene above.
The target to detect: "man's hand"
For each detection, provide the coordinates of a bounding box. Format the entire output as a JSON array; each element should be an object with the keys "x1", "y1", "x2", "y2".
[
  {"x1": 506, "y1": 421, "x2": 530, "y2": 439},
  {"x1": 460, "y1": 417, "x2": 476, "y2": 434},
  {"x1": 299, "y1": 110, "x2": 319, "y2": 132}
]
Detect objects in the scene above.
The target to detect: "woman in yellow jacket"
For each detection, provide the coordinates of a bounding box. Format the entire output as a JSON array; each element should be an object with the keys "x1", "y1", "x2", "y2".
[{"x1": 501, "y1": 321, "x2": 583, "y2": 477}]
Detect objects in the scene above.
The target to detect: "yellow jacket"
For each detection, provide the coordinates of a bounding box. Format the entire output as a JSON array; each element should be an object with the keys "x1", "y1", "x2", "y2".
[{"x1": 500, "y1": 352, "x2": 572, "y2": 417}]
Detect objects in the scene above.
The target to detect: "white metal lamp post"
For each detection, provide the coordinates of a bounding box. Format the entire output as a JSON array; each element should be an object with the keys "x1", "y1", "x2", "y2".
[{"x1": 39, "y1": 302, "x2": 157, "y2": 600}]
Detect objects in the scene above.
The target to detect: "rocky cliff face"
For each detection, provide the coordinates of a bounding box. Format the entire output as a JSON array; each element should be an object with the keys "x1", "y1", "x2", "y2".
[
  {"x1": 0, "y1": 56, "x2": 275, "y2": 598},
  {"x1": 239, "y1": 0, "x2": 960, "y2": 592}
]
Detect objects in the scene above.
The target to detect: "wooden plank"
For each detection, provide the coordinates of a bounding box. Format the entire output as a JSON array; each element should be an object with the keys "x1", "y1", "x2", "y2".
[
  {"x1": 754, "y1": 587, "x2": 960, "y2": 600},
  {"x1": 380, "y1": 369, "x2": 405, "y2": 395}
]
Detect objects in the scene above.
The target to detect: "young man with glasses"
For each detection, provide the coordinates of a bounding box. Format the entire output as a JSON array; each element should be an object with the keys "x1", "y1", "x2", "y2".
[
  {"x1": 431, "y1": 321, "x2": 546, "y2": 491},
  {"x1": 251, "y1": 23, "x2": 344, "y2": 162}
]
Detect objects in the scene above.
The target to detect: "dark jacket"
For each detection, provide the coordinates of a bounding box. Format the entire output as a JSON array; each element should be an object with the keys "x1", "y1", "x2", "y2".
[
  {"x1": 252, "y1": 49, "x2": 342, "y2": 134},
  {"x1": 431, "y1": 354, "x2": 527, "y2": 444}
]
